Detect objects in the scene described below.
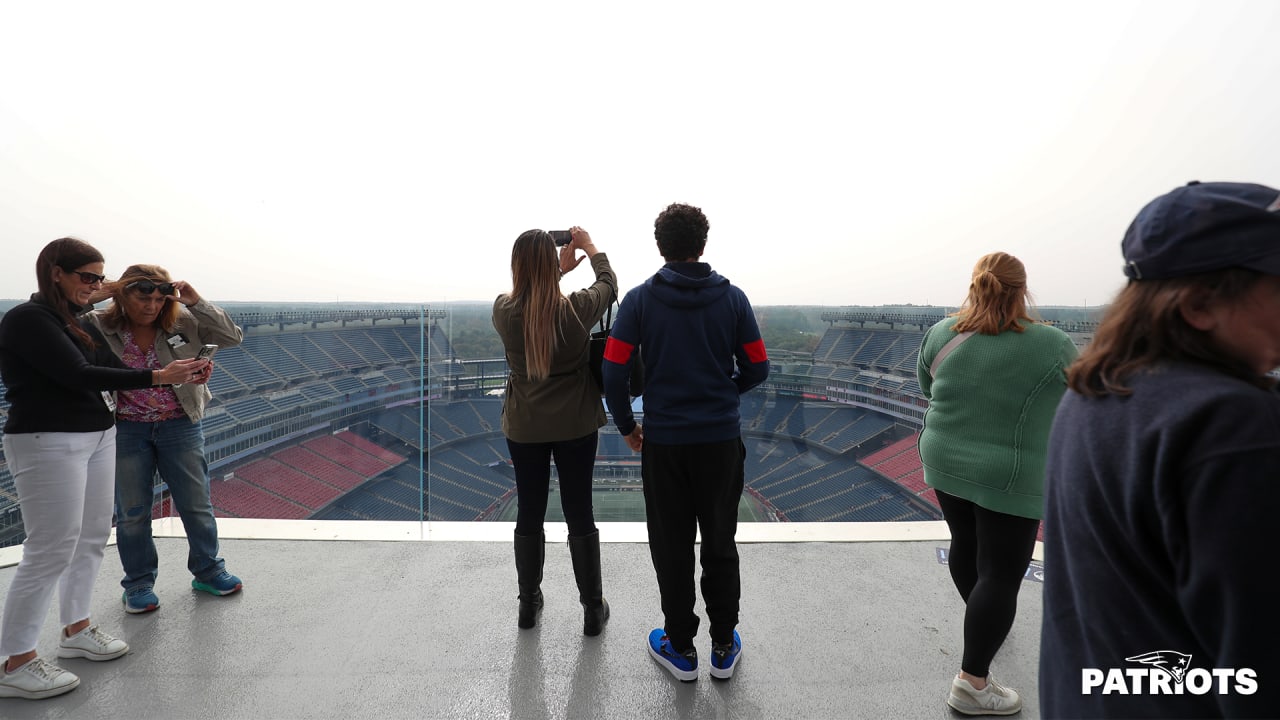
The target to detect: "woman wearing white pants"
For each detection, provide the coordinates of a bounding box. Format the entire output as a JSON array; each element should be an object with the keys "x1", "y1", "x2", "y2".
[{"x1": 0, "y1": 238, "x2": 205, "y2": 701}]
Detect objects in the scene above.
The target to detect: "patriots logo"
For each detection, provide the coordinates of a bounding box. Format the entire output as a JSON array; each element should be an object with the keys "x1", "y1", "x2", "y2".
[{"x1": 1124, "y1": 650, "x2": 1193, "y2": 684}]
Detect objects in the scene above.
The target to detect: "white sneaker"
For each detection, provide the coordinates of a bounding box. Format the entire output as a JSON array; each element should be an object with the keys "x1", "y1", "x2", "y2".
[
  {"x1": 0, "y1": 657, "x2": 80, "y2": 699},
  {"x1": 56, "y1": 624, "x2": 129, "y2": 662},
  {"x1": 947, "y1": 674, "x2": 1022, "y2": 716}
]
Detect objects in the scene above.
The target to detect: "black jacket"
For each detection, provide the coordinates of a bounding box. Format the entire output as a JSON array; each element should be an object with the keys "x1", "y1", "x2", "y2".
[
  {"x1": 0, "y1": 294, "x2": 153, "y2": 434},
  {"x1": 1041, "y1": 362, "x2": 1280, "y2": 718}
]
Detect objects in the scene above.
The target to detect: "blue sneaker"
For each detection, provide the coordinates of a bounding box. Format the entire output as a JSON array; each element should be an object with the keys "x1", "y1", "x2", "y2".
[
  {"x1": 710, "y1": 630, "x2": 742, "y2": 680},
  {"x1": 122, "y1": 585, "x2": 160, "y2": 614},
  {"x1": 192, "y1": 571, "x2": 242, "y2": 596},
  {"x1": 647, "y1": 628, "x2": 698, "y2": 682}
]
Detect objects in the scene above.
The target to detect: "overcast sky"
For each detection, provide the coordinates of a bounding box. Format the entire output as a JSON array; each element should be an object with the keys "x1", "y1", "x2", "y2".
[{"x1": 3, "y1": 1, "x2": 1278, "y2": 307}]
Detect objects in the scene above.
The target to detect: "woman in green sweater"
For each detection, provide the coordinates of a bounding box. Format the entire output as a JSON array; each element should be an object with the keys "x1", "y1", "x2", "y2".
[{"x1": 916, "y1": 251, "x2": 1076, "y2": 716}]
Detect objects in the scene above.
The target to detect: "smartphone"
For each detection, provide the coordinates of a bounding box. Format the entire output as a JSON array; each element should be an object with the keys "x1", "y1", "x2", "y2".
[
  {"x1": 548, "y1": 230, "x2": 572, "y2": 246},
  {"x1": 196, "y1": 344, "x2": 218, "y2": 360}
]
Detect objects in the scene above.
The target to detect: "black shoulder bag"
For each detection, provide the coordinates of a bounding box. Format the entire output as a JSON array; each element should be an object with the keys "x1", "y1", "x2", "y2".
[{"x1": 589, "y1": 304, "x2": 644, "y2": 397}]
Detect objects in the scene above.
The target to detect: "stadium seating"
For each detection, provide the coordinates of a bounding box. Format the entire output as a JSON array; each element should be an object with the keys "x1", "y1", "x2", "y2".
[{"x1": 3, "y1": 308, "x2": 959, "y2": 539}]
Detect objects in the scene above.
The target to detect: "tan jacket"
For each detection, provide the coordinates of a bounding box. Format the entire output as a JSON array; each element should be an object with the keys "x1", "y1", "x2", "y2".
[
  {"x1": 492, "y1": 253, "x2": 616, "y2": 443},
  {"x1": 87, "y1": 300, "x2": 244, "y2": 422}
]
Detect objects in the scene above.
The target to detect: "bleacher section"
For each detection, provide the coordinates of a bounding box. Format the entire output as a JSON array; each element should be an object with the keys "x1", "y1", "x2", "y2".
[
  {"x1": 210, "y1": 430, "x2": 405, "y2": 519},
  {"x1": 860, "y1": 433, "x2": 940, "y2": 509},
  {"x1": 193, "y1": 323, "x2": 457, "y2": 440},
  {"x1": 813, "y1": 327, "x2": 925, "y2": 375}
]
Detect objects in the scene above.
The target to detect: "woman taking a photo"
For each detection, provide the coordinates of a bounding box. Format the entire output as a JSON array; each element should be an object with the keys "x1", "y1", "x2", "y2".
[
  {"x1": 87, "y1": 264, "x2": 245, "y2": 614},
  {"x1": 916, "y1": 251, "x2": 1076, "y2": 716},
  {"x1": 0, "y1": 238, "x2": 205, "y2": 700},
  {"x1": 492, "y1": 226, "x2": 616, "y2": 635}
]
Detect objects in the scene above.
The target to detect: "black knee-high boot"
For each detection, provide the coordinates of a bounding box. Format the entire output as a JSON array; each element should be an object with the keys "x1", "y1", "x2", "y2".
[
  {"x1": 568, "y1": 530, "x2": 610, "y2": 636},
  {"x1": 514, "y1": 530, "x2": 544, "y2": 629}
]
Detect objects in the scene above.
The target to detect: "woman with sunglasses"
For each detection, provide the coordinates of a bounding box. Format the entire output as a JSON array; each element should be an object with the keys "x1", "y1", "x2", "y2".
[
  {"x1": 0, "y1": 239, "x2": 206, "y2": 700},
  {"x1": 493, "y1": 227, "x2": 616, "y2": 634},
  {"x1": 85, "y1": 264, "x2": 244, "y2": 615}
]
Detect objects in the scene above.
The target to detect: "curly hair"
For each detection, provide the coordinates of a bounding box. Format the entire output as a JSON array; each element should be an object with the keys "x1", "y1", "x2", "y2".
[{"x1": 654, "y1": 203, "x2": 710, "y2": 262}]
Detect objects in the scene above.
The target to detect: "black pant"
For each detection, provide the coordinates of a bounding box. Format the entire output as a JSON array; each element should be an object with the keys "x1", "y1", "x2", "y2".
[
  {"x1": 642, "y1": 437, "x2": 745, "y2": 651},
  {"x1": 935, "y1": 490, "x2": 1040, "y2": 678},
  {"x1": 508, "y1": 431, "x2": 599, "y2": 537}
]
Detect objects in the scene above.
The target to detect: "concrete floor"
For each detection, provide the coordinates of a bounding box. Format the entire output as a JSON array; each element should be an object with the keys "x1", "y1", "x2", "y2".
[{"x1": 0, "y1": 527, "x2": 1044, "y2": 720}]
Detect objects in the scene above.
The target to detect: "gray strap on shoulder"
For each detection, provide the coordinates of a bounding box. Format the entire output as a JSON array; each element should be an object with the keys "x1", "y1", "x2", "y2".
[{"x1": 929, "y1": 331, "x2": 976, "y2": 378}]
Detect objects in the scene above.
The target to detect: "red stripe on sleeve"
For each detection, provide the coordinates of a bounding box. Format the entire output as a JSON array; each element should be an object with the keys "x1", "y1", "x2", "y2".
[
  {"x1": 603, "y1": 337, "x2": 635, "y2": 365},
  {"x1": 743, "y1": 338, "x2": 768, "y2": 363}
]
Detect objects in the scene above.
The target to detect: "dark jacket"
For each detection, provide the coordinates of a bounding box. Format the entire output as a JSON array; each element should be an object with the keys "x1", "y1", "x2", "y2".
[
  {"x1": 1040, "y1": 362, "x2": 1280, "y2": 718},
  {"x1": 0, "y1": 294, "x2": 153, "y2": 434},
  {"x1": 602, "y1": 261, "x2": 768, "y2": 445},
  {"x1": 492, "y1": 253, "x2": 616, "y2": 443}
]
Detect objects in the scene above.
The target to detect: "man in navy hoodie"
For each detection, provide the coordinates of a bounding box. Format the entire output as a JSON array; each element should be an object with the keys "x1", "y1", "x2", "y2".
[{"x1": 602, "y1": 203, "x2": 769, "y2": 682}]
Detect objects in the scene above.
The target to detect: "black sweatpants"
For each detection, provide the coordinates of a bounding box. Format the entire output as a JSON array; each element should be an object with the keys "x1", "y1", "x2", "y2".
[
  {"x1": 935, "y1": 490, "x2": 1040, "y2": 678},
  {"x1": 508, "y1": 431, "x2": 599, "y2": 538},
  {"x1": 642, "y1": 436, "x2": 745, "y2": 651}
]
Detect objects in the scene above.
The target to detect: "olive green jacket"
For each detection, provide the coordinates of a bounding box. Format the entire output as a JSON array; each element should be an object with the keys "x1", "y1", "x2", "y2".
[{"x1": 493, "y1": 253, "x2": 617, "y2": 443}]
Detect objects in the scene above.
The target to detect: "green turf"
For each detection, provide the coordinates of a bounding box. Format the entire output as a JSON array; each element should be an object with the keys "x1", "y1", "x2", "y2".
[{"x1": 494, "y1": 485, "x2": 764, "y2": 523}]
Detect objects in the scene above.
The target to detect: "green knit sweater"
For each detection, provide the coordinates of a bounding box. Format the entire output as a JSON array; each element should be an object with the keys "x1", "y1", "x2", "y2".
[{"x1": 916, "y1": 316, "x2": 1077, "y2": 519}]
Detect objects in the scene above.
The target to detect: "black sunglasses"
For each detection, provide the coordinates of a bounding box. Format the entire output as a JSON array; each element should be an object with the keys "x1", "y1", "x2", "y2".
[
  {"x1": 126, "y1": 280, "x2": 176, "y2": 296},
  {"x1": 72, "y1": 270, "x2": 107, "y2": 285}
]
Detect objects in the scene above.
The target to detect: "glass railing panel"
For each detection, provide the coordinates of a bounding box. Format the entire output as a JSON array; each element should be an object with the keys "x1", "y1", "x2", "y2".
[{"x1": 0, "y1": 304, "x2": 1099, "y2": 546}]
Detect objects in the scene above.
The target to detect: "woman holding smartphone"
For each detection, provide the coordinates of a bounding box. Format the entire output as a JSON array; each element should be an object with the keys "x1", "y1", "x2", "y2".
[
  {"x1": 1, "y1": 239, "x2": 206, "y2": 700},
  {"x1": 493, "y1": 227, "x2": 616, "y2": 635},
  {"x1": 86, "y1": 264, "x2": 245, "y2": 614}
]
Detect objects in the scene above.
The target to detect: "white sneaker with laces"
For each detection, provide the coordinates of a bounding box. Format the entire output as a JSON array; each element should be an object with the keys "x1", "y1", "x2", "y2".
[
  {"x1": 947, "y1": 674, "x2": 1022, "y2": 716},
  {"x1": 57, "y1": 624, "x2": 129, "y2": 662},
  {"x1": 0, "y1": 657, "x2": 80, "y2": 700}
]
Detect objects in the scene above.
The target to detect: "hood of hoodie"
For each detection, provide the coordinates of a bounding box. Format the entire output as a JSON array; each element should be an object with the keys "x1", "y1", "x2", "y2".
[{"x1": 645, "y1": 262, "x2": 730, "y2": 309}]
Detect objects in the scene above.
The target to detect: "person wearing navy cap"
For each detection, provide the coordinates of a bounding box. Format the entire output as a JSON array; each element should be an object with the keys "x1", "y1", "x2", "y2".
[{"x1": 1040, "y1": 181, "x2": 1280, "y2": 718}]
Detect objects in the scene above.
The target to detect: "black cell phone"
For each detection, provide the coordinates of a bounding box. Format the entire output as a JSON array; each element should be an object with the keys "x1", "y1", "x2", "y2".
[
  {"x1": 548, "y1": 230, "x2": 572, "y2": 246},
  {"x1": 196, "y1": 344, "x2": 218, "y2": 360}
]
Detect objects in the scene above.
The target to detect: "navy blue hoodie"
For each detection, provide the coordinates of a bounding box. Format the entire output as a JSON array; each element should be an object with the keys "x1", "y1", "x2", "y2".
[{"x1": 602, "y1": 261, "x2": 768, "y2": 445}]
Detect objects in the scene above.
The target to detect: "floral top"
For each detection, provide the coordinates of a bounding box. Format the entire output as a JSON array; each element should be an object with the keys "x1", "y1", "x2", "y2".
[{"x1": 116, "y1": 329, "x2": 185, "y2": 422}]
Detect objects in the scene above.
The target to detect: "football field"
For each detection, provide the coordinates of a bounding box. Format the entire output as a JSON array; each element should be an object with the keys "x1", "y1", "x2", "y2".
[{"x1": 495, "y1": 485, "x2": 765, "y2": 523}]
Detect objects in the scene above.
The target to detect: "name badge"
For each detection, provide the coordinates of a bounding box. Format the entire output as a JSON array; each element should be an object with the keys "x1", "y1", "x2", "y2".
[
  {"x1": 166, "y1": 333, "x2": 188, "y2": 349},
  {"x1": 101, "y1": 391, "x2": 117, "y2": 413}
]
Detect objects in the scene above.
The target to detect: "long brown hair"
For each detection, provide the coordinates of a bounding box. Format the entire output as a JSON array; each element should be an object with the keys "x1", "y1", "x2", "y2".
[
  {"x1": 36, "y1": 237, "x2": 103, "y2": 348},
  {"x1": 951, "y1": 252, "x2": 1037, "y2": 335},
  {"x1": 509, "y1": 230, "x2": 566, "y2": 381},
  {"x1": 1068, "y1": 269, "x2": 1265, "y2": 397},
  {"x1": 99, "y1": 264, "x2": 183, "y2": 332}
]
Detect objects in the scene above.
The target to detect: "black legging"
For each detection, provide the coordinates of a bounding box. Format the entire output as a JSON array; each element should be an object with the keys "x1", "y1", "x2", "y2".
[
  {"x1": 935, "y1": 490, "x2": 1040, "y2": 678},
  {"x1": 507, "y1": 431, "x2": 599, "y2": 537}
]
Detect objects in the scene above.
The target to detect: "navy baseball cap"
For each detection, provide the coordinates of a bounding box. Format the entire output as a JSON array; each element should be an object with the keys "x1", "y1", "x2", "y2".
[{"x1": 1122, "y1": 181, "x2": 1280, "y2": 280}]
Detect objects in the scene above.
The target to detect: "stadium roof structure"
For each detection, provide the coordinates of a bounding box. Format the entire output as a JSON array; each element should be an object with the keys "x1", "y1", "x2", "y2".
[{"x1": 0, "y1": 521, "x2": 1047, "y2": 719}]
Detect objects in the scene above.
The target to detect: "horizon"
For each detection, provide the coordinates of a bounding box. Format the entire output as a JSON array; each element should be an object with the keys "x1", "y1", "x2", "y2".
[{"x1": 4, "y1": 2, "x2": 1278, "y2": 307}]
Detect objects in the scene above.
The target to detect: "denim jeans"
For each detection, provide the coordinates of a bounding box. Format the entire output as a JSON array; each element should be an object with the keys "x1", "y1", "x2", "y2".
[{"x1": 115, "y1": 417, "x2": 225, "y2": 589}]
